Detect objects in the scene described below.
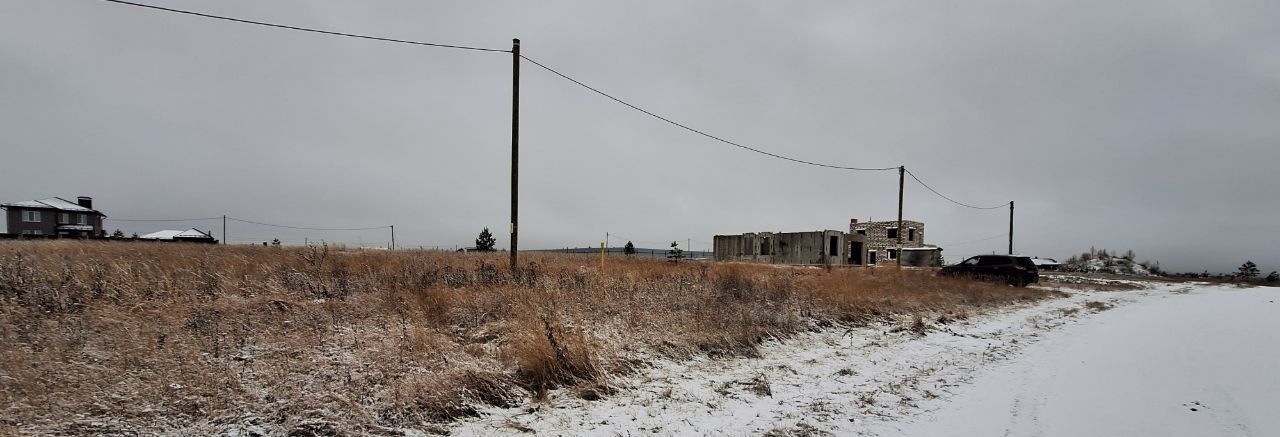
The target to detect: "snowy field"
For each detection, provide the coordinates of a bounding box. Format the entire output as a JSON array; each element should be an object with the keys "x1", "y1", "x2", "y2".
[{"x1": 452, "y1": 280, "x2": 1279, "y2": 436}]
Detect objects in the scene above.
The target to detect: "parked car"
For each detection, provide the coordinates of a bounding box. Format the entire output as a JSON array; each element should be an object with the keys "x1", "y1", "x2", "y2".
[{"x1": 940, "y1": 255, "x2": 1039, "y2": 286}]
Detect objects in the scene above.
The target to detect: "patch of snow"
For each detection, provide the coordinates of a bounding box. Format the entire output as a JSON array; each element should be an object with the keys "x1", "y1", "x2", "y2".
[
  {"x1": 139, "y1": 228, "x2": 211, "y2": 240},
  {"x1": 2, "y1": 197, "x2": 94, "y2": 212},
  {"x1": 174, "y1": 229, "x2": 212, "y2": 238},
  {"x1": 139, "y1": 230, "x2": 185, "y2": 240},
  {"x1": 894, "y1": 284, "x2": 1280, "y2": 436},
  {"x1": 56, "y1": 224, "x2": 94, "y2": 231},
  {"x1": 451, "y1": 280, "x2": 1191, "y2": 436}
]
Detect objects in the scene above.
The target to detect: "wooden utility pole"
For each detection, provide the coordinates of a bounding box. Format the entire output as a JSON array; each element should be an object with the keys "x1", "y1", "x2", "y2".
[
  {"x1": 222, "y1": 215, "x2": 226, "y2": 245},
  {"x1": 510, "y1": 38, "x2": 521, "y2": 271},
  {"x1": 897, "y1": 166, "x2": 904, "y2": 267},
  {"x1": 390, "y1": 225, "x2": 396, "y2": 251},
  {"x1": 1008, "y1": 201, "x2": 1015, "y2": 255}
]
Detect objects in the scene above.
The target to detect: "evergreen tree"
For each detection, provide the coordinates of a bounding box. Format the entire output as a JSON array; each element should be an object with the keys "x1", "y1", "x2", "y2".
[
  {"x1": 475, "y1": 227, "x2": 496, "y2": 251},
  {"x1": 667, "y1": 241, "x2": 683, "y2": 263},
  {"x1": 111, "y1": 229, "x2": 125, "y2": 238},
  {"x1": 1238, "y1": 260, "x2": 1259, "y2": 280},
  {"x1": 1266, "y1": 271, "x2": 1279, "y2": 283},
  {"x1": 271, "y1": 238, "x2": 282, "y2": 247},
  {"x1": 623, "y1": 241, "x2": 636, "y2": 255}
]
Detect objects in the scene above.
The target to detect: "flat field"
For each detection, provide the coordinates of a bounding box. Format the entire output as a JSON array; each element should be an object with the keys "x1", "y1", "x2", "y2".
[{"x1": 0, "y1": 241, "x2": 1054, "y2": 435}]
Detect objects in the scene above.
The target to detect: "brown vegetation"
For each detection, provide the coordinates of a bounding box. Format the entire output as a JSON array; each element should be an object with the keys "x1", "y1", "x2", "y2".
[{"x1": 0, "y1": 241, "x2": 1057, "y2": 435}]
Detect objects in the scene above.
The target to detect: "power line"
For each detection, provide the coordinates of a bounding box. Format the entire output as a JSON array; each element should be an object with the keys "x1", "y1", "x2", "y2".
[
  {"x1": 96, "y1": 1, "x2": 1015, "y2": 226},
  {"x1": 519, "y1": 55, "x2": 898, "y2": 172},
  {"x1": 226, "y1": 216, "x2": 390, "y2": 231},
  {"x1": 936, "y1": 233, "x2": 1007, "y2": 247},
  {"x1": 105, "y1": 217, "x2": 221, "y2": 222},
  {"x1": 904, "y1": 168, "x2": 1009, "y2": 210},
  {"x1": 98, "y1": 0, "x2": 509, "y2": 53},
  {"x1": 609, "y1": 233, "x2": 681, "y2": 246}
]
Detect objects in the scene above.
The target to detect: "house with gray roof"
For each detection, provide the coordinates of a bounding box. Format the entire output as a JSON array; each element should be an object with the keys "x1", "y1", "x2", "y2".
[{"x1": 2, "y1": 196, "x2": 106, "y2": 238}]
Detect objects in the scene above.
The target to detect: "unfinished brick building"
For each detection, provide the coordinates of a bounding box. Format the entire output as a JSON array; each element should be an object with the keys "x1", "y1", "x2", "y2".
[
  {"x1": 847, "y1": 218, "x2": 940, "y2": 266},
  {"x1": 714, "y1": 217, "x2": 941, "y2": 267}
]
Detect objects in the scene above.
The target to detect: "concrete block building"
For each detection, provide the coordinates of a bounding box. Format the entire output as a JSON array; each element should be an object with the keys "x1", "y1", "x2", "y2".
[
  {"x1": 714, "y1": 217, "x2": 942, "y2": 267},
  {"x1": 713, "y1": 230, "x2": 848, "y2": 265}
]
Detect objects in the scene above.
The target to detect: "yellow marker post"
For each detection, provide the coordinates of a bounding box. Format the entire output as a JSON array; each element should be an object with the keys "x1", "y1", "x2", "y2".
[{"x1": 600, "y1": 241, "x2": 606, "y2": 271}]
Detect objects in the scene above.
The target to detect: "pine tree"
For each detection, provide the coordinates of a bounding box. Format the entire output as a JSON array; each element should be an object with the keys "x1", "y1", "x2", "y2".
[
  {"x1": 271, "y1": 238, "x2": 282, "y2": 247},
  {"x1": 1266, "y1": 271, "x2": 1279, "y2": 283},
  {"x1": 1238, "y1": 261, "x2": 1259, "y2": 280},
  {"x1": 667, "y1": 241, "x2": 683, "y2": 263},
  {"x1": 111, "y1": 229, "x2": 125, "y2": 238},
  {"x1": 475, "y1": 227, "x2": 496, "y2": 252},
  {"x1": 623, "y1": 241, "x2": 636, "y2": 255}
]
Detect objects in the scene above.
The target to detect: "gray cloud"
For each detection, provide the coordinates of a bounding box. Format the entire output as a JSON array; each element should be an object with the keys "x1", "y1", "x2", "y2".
[{"x1": 2, "y1": 0, "x2": 1277, "y2": 272}]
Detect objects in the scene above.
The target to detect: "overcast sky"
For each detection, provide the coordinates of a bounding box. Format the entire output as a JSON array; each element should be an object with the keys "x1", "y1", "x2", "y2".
[{"x1": 2, "y1": 0, "x2": 1277, "y2": 273}]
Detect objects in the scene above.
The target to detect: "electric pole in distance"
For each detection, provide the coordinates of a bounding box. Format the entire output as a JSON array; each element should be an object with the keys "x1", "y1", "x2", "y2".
[
  {"x1": 897, "y1": 166, "x2": 904, "y2": 267},
  {"x1": 1008, "y1": 201, "x2": 1014, "y2": 255}
]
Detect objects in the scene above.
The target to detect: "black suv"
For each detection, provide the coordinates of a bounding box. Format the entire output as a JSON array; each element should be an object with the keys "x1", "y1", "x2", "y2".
[{"x1": 940, "y1": 255, "x2": 1039, "y2": 286}]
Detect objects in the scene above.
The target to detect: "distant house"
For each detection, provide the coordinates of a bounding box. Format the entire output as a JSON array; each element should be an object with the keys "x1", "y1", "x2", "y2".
[
  {"x1": 138, "y1": 228, "x2": 218, "y2": 244},
  {"x1": 1031, "y1": 257, "x2": 1062, "y2": 271},
  {"x1": 2, "y1": 196, "x2": 106, "y2": 238}
]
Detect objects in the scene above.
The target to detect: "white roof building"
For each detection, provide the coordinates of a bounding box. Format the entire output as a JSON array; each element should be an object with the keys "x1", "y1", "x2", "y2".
[{"x1": 138, "y1": 228, "x2": 215, "y2": 241}]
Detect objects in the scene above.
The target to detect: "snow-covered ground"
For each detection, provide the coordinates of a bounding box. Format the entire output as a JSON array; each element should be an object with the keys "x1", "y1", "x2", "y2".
[
  {"x1": 451, "y1": 281, "x2": 1278, "y2": 436},
  {"x1": 896, "y1": 283, "x2": 1279, "y2": 437}
]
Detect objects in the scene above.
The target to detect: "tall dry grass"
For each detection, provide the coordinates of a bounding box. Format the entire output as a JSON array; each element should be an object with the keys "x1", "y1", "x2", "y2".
[{"x1": 0, "y1": 241, "x2": 1056, "y2": 435}]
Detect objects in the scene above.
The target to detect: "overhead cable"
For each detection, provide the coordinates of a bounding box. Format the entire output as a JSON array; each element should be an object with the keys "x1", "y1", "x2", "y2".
[
  {"x1": 105, "y1": 217, "x2": 221, "y2": 222},
  {"x1": 226, "y1": 217, "x2": 390, "y2": 231},
  {"x1": 520, "y1": 55, "x2": 898, "y2": 172},
  {"x1": 935, "y1": 233, "x2": 1007, "y2": 247},
  {"x1": 904, "y1": 168, "x2": 1009, "y2": 210},
  {"x1": 99, "y1": 0, "x2": 509, "y2": 53}
]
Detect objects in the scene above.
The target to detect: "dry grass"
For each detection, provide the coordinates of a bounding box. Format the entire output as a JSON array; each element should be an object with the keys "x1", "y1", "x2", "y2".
[{"x1": 0, "y1": 241, "x2": 1058, "y2": 435}]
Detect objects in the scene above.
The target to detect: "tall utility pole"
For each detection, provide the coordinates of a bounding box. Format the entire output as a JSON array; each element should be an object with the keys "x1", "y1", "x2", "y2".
[
  {"x1": 896, "y1": 166, "x2": 905, "y2": 267},
  {"x1": 509, "y1": 38, "x2": 521, "y2": 271},
  {"x1": 222, "y1": 215, "x2": 226, "y2": 245},
  {"x1": 1008, "y1": 201, "x2": 1015, "y2": 255},
  {"x1": 390, "y1": 225, "x2": 396, "y2": 251}
]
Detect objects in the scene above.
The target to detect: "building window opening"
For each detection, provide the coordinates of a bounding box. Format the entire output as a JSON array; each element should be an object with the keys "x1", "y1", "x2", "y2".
[
  {"x1": 761, "y1": 237, "x2": 771, "y2": 255},
  {"x1": 887, "y1": 227, "x2": 899, "y2": 239},
  {"x1": 855, "y1": 228, "x2": 867, "y2": 235},
  {"x1": 888, "y1": 249, "x2": 898, "y2": 260},
  {"x1": 23, "y1": 211, "x2": 41, "y2": 222},
  {"x1": 829, "y1": 236, "x2": 840, "y2": 256},
  {"x1": 908, "y1": 228, "x2": 916, "y2": 242}
]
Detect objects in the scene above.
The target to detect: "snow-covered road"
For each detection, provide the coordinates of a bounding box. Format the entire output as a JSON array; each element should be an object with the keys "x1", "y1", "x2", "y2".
[
  {"x1": 451, "y1": 282, "x2": 1280, "y2": 436},
  {"x1": 894, "y1": 284, "x2": 1280, "y2": 437}
]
